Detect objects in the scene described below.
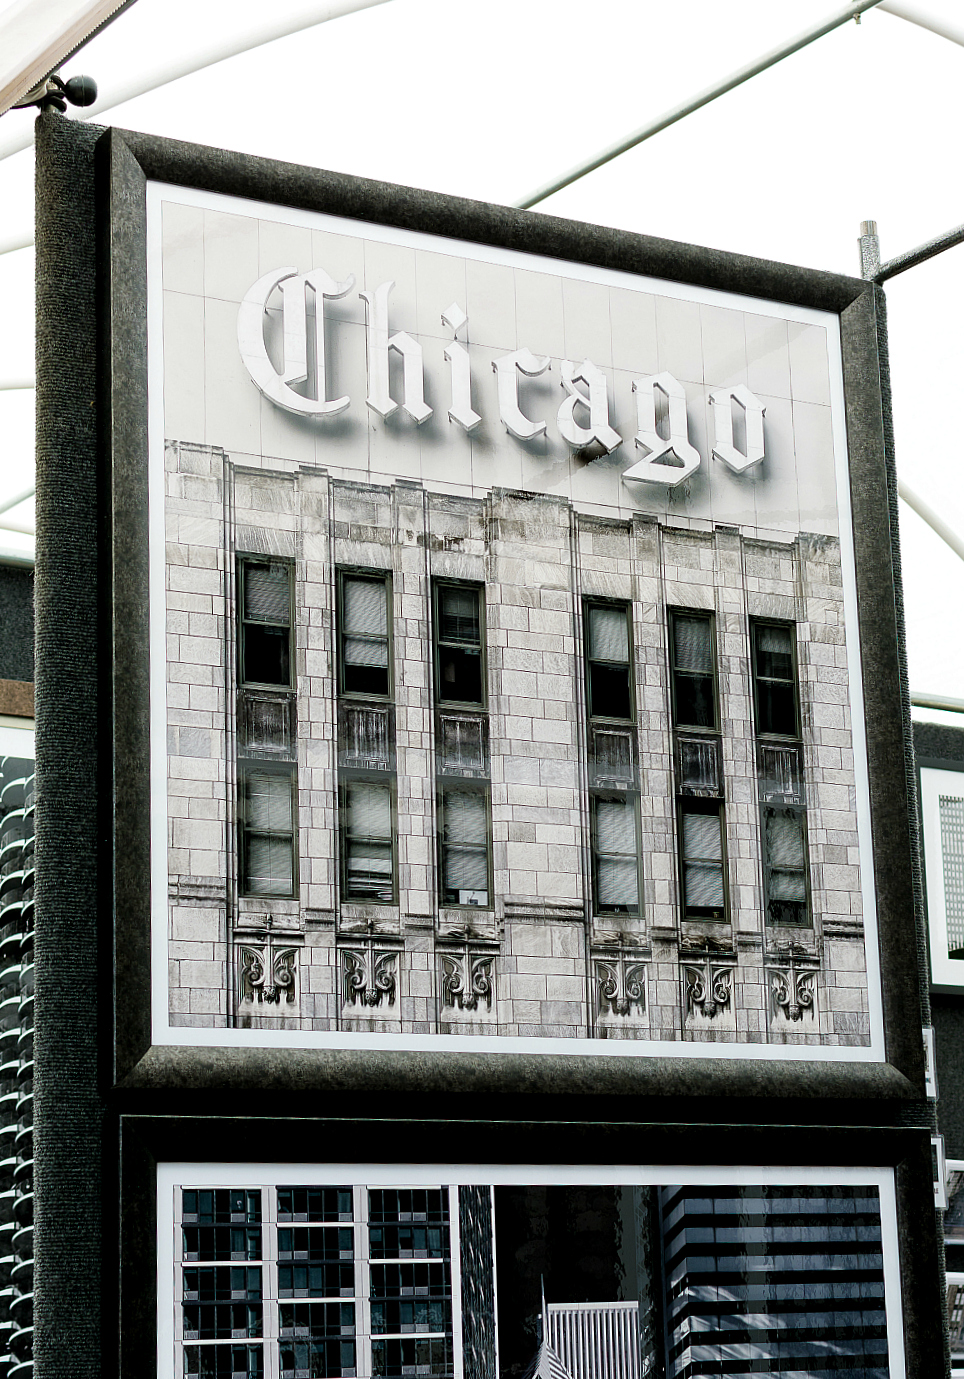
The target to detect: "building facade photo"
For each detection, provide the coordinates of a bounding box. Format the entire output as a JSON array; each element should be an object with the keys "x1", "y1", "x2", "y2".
[{"x1": 153, "y1": 186, "x2": 879, "y2": 1055}]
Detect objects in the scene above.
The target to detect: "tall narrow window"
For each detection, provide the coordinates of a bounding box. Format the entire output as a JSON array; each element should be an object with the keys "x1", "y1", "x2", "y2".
[
  {"x1": 439, "y1": 788, "x2": 490, "y2": 909},
  {"x1": 585, "y1": 600, "x2": 640, "y2": 917},
  {"x1": 751, "y1": 621, "x2": 809, "y2": 926},
  {"x1": 240, "y1": 559, "x2": 292, "y2": 688},
  {"x1": 237, "y1": 556, "x2": 298, "y2": 902},
  {"x1": 434, "y1": 581, "x2": 491, "y2": 913},
  {"x1": 591, "y1": 795, "x2": 640, "y2": 915},
  {"x1": 340, "y1": 573, "x2": 391, "y2": 698},
  {"x1": 342, "y1": 781, "x2": 395, "y2": 904},
  {"x1": 751, "y1": 622, "x2": 798, "y2": 737},
  {"x1": 240, "y1": 767, "x2": 297, "y2": 898},
  {"x1": 669, "y1": 610, "x2": 727, "y2": 925},
  {"x1": 679, "y1": 801, "x2": 726, "y2": 922},
  {"x1": 762, "y1": 806, "x2": 809, "y2": 926},
  {"x1": 586, "y1": 602, "x2": 633, "y2": 721},
  {"x1": 670, "y1": 612, "x2": 716, "y2": 730},
  {"x1": 434, "y1": 583, "x2": 485, "y2": 706}
]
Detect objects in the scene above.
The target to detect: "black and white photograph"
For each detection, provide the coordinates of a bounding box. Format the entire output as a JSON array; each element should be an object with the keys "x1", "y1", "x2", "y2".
[
  {"x1": 149, "y1": 187, "x2": 882, "y2": 1057},
  {"x1": 158, "y1": 1165, "x2": 903, "y2": 1379}
]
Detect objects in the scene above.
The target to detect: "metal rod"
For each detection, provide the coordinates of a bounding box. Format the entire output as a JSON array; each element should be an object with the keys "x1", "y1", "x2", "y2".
[
  {"x1": 878, "y1": 0, "x2": 964, "y2": 50},
  {"x1": 0, "y1": 487, "x2": 34, "y2": 518},
  {"x1": 0, "y1": 230, "x2": 33, "y2": 257},
  {"x1": 514, "y1": 0, "x2": 884, "y2": 211},
  {"x1": 0, "y1": 0, "x2": 394, "y2": 165},
  {"x1": 0, "y1": 544, "x2": 34, "y2": 568},
  {"x1": 899, "y1": 478, "x2": 964, "y2": 564},
  {"x1": 911, "y1": 692, "x2": 964, "y2": 715},
  {"x1": 876, "y1": 222, "x2": 964, "y2": 282}
]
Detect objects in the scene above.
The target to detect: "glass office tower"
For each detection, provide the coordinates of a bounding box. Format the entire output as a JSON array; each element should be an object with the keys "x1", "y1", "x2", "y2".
[
  {"x1": 659, "y1": 1184, "x2": 890, "y2": 1378},
  {"x1": 174, "y1": 1183, "x2": 497, "y2": 1379}
]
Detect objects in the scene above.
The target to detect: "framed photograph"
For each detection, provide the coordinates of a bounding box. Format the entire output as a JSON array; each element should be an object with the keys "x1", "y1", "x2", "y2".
[
  {"x1": 156, "y1": 1160, "x2": 906, "y2": 1379},
  {"x1": 35, "y1": 121, "x2": 924, "y2": 1087}
]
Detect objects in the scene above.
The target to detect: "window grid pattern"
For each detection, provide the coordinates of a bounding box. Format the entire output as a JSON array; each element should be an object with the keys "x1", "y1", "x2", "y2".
[{"x1": 175, "y1": 1187, "x2": 458, "y2": 1379}]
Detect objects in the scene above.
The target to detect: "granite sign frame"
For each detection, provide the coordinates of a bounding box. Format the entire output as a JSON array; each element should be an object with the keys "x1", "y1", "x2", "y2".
[{"x1": 35, "y1": 117, "x2": 918, "y2": 1095}]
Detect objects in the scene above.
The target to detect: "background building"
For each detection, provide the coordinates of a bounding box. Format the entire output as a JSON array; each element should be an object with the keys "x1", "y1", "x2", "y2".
[
  {"x1": 658, "y1": 1183, "x2": 891, "y2": 1378},
  {"x1": 172, "y1": 1181, "x2": 496, "y2": 1379}
]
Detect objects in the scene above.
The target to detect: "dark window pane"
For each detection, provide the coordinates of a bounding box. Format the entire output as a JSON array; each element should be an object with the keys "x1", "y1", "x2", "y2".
[
  {"x1": 241, "y1": 561, "x2": 292, "y2": 687},
  {"x1": 277, "y1": 1189, "x2": 353, "y2": 1223},
  {"x1": 184, "y1": 1345, "x2": 264, "y2": 1378},
  {"x1": 673, "y1": 673, "x2": 715, "y2": 729},
  {"x1": 753, "y1": 623, "x2": 798, "y2": 736},
  {"x1": 587, "y1": 604, "x2": 633, "y2": 721},
  {"x1": 371, "y1": 1299, "x2": 451, "y2": 1334},
  {"x1": 369, "y1": 1223, "x2": 448, "y2": 1258},
  {"x1": 182, "y1": 1304, "x2": 263, "y2": 1341},
  {"x1": 343, "y1": 661, "x2": 389, "y2": 697},
  {"x1": 589, "y1": 662, "x2": 632, "y2": 721},
  {"x1": 370, "y1": 1261, "x2": 451, "y2": 1299},
  {"x1": 182, "y1": 1226, "x2": 262, "y2": 1262},
  {"x1": 182, "y1": 1191, "x2": 261, "y2": 1226},
  {"x1": 437, "y1": 646, "x2": 483, "y2": 705},
  {"x1": 436, "y1": 586, "x2": 484, "y2": 705},
  {"x1": 243, "y1": 623, "x2": 290, "y2": 687},
  {"x1": 368, "y1": 1188, "x2": 449, "y2": 1222},
  {"x1": 757, "y1": 680, "x2": 797, "y2": 737},
  {"x1": 371, "y1": 1337, "x2": 453, "y2": 1378}
]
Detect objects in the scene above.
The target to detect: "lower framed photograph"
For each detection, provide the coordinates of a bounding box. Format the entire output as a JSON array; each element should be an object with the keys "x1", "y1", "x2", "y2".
[{"x1": 157, "y1": 1162, "x2": 904, "y2": 1379}]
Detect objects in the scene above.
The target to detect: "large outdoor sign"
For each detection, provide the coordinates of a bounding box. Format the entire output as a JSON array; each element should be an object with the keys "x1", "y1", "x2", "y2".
[
  {"x1": 31, "y1": 121, "x2": 943, "y2": 1379},
  {"x1": 143, "y1": 179, "x2": 890, "y2": 1062}
]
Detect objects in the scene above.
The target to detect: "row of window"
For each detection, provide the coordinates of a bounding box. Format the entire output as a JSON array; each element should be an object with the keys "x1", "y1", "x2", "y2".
[
  {"x1": 239, "y1": 563, "x2": 800, "y2": 735},
  {"x1": 234, "y1": 560, "x2": 812, "y2": 927}
]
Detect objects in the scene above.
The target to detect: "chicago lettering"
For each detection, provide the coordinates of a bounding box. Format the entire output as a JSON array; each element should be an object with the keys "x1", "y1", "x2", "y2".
[{"x1": 237, "y1": 269, "x2": 767, "y2": 485}]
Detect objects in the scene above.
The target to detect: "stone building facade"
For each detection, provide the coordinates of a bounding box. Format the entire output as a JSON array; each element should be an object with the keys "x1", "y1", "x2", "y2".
[{"x1": 163, "y1": 441, "x2": 870, "y2": 1047}]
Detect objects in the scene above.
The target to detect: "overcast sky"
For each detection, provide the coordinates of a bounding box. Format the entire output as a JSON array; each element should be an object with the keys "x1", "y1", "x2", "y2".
[{"x1": 1, "y1": 0, "x2": 962, "y2": 712}]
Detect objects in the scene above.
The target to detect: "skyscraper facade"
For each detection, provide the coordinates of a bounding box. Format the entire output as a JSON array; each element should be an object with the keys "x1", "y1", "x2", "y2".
[
  {"x1": 172, "y1": 1181, "x2": 497, "y2": 1379},
  {"x1": 659, "y1": 1183, "x2": 890, "y2": 1378}
]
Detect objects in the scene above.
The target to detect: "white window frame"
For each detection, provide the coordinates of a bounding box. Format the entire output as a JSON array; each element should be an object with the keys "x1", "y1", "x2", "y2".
[{"x1": 920, "y1": 766, "x2": 964, "y2": 987}]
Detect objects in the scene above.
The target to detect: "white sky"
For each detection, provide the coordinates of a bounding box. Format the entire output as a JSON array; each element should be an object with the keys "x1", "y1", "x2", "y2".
[{"x1": 0, "y1": 0, "x2": 962, "y2": 713}]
